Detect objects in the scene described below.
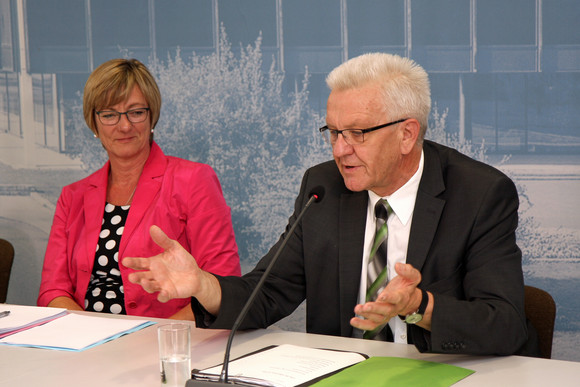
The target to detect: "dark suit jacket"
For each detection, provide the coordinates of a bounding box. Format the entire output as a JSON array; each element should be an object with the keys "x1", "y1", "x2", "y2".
[{"x1": 196, "y1": 140, "x2": 537, "y2": 356}]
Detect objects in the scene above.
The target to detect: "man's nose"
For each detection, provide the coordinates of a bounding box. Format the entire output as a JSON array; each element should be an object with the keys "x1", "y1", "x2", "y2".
[{"x1": 332, "y1": 133, "x2": 354, "y2": 158}]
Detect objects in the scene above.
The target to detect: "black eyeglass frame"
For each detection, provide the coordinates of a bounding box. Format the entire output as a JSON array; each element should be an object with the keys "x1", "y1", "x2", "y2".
[
  {"x1": 319, "y1": 118, "x2": 409, "y2": 145},
  {"x1": 95, "y1": 107, "x2": 151, "y2": 126}
]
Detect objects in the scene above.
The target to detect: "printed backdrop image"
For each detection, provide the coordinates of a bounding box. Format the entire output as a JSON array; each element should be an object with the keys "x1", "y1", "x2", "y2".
[{"x1": 1, "y1": 0, "x2": 579, "y2": 361}]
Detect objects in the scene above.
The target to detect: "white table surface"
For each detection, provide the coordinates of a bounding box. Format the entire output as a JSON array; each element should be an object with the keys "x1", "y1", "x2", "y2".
[{"x1": 0, "y1": 308, "x2": 578, "y2": 386}]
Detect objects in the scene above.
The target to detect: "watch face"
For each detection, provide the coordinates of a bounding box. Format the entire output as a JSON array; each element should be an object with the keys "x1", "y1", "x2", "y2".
[{"x1": 405, "y1": 313, "x2": 423, "y2": 324}]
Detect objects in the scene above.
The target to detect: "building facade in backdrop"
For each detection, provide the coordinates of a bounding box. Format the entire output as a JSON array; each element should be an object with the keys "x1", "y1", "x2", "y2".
[
  {"x1": 1, "y1": 0, "x2": 580, "y2": 160},
  {"x1": 1, "y1": 0, "x2": 580, "y2": 361}
]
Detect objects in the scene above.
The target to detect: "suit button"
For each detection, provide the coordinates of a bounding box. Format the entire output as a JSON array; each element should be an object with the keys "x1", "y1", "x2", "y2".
[{"x1": 128, "y1": 301, "x2": 137, "y2": 309}]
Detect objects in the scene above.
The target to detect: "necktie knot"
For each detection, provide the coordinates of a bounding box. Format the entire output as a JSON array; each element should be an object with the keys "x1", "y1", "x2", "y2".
[{"x1": 375, "y1": 199, "x2": 392, "y2": 223}]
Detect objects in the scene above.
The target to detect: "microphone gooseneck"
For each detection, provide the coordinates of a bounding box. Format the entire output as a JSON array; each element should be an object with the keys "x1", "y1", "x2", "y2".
[
  {"x1": 187, "y1": 186, "x2": 324, "y2": 386},
  {"x1": 218, "y1": 186, "x2": 324, "y2": 383}
]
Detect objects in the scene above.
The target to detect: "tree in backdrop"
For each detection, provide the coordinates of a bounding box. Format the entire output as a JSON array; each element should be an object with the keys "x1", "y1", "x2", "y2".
[
  {"x1": 148, "y1": 27, "x2": 328, "y2": 263},
  {"x1": 67, "y1": 29, "x2": 577, "y2": 268}
]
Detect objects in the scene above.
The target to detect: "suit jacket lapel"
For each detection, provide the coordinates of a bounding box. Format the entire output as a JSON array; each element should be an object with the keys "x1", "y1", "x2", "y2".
[
  {"x1": 407, "y1": 142, "x2": 446, "y2": 273},
  {"x1": 338, "y1": 190, "x2": 368, "y2": 336}
]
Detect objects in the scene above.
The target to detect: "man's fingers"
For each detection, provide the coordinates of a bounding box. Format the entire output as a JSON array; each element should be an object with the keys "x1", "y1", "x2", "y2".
[
  {"x1": 158, "y1": 290, "x2": 172, "y2": 303},
  {"x1": 122, "y1": 257, "x2": 151, "y2": 271},
  {"x1": 377, "y1": 290, "x2": 401, "y2": 305},
  {"x1": 127, "y1": 271, "x2": 158, "y2": 289},
  {"x1": 351, "y1": 317, "x2": 374, "y2": 331},
  {"x1": 355, "y1": 302, "x2": 395, "y2": 321},
  {"x1": 149, "y1": 225, "x2": 174, "y2": 251},
  {"x1": 359, "y1": 311, "x2": 388, "y2": 324},
  {"x1": 130, "y1": 275, "x2": 173, "y2": 302},
  {"x1": 351, "y1": 264, "x2": 422, "y2": 333},
  {"x1": 127, "y1": 271, "x2": 143, "y2": 284},
  {"x1": 394, "y1": 262, "x2": 421, "y2": 284},
  {"x1": 351, "y1": 316, "x2": 385, "y2": 331}
]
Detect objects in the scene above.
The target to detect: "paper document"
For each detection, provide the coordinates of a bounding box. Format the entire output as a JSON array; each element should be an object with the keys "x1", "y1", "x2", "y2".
[
  {"x1": 193, "y1": 344, "x2": 366, "y2": 387},
  {"x1": 0, "y1": 306, "x2": 154, "y2": 351},
  {"x1": 0, "y1": 304, "x2": 67, "y2": 338}
]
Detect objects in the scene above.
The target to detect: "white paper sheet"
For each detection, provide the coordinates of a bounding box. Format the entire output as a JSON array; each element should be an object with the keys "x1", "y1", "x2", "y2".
[
  {"x1": 195, "y1": 344, "x2": 366, "y2": 387},
  {"x1": 0, "y1": 311, "x2": 153, "y2": 351},
  {"x1": 0, "y1": 304, "x2": 67, "y2": 334}
]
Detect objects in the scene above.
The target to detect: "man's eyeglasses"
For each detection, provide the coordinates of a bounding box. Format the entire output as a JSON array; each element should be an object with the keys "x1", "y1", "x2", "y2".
[
  {"x1": 96, "y1": 107, "x2": 150, "y2": 126},
  {"x1": 319, "y1": 118, "x2": 408, "y2": 146}
]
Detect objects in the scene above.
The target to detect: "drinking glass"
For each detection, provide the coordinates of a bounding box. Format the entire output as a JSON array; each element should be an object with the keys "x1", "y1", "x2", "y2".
[{"x1": 158, "y1": 323, "x2": 191, "y2": 386}]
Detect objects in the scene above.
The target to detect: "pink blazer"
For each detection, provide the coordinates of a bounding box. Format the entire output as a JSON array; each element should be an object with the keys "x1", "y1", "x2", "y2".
[{"x1": 38, "y1": 142, "x2": 241, "y2": 318}]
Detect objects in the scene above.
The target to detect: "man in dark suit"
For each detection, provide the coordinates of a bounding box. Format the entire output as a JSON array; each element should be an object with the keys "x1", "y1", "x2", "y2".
[{"x1": 124, "y1": 53, "x2": 537, "y2": 356}]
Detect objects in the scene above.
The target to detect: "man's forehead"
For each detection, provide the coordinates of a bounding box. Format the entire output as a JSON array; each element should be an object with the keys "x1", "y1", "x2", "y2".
[{"x1": 326, "y1": 88, "x2": 386, "y2": 124}]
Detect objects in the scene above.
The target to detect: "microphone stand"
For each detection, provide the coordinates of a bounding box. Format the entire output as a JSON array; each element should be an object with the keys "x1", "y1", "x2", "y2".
[{"x1": 188, "y1": 189, "x2": 322, "y2": 385}]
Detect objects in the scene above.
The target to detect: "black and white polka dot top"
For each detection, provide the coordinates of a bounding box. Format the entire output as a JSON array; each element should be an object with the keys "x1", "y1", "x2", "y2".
[{"x1": 84, "y1": 203, "x2": 129, "y2": 314}]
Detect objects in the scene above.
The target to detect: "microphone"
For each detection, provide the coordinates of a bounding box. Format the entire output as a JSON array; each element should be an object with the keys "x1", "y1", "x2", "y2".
[{"x1": 187, "y1": 186, "x2": 325, "y2": 386}]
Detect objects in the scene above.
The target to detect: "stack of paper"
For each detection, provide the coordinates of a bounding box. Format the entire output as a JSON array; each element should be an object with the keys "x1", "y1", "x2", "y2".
[
  {"x1": 0, "y1": 304, "x2": 154, "y2": 351},
  {"x1": 193, "y1": 344, "x2": 367, "y2": 386},
  {"x1": 0, "y1": 304, "x2": 67, "y2": 339},
  {"x1": 192, "y1": 344, "x2": 475, "y2": 387}
]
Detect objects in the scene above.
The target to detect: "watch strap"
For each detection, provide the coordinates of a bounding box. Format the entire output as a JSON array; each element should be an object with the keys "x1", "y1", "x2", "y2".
[
  {"x1": 399, "y1": 288, "x2": 428, "y2": 323},
  {"x1": 416, "y1": 288, "x2": 428, "y2": 315}
]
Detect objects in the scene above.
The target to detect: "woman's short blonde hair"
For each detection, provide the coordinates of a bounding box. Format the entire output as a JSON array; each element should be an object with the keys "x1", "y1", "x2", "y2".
[{"x1": 83, "y1": 58, "x2": 161, "y2": 136}]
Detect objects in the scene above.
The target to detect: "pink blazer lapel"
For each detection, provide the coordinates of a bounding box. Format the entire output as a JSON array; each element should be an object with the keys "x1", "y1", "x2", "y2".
[
  {"x1": 119, "y1": 142, "x2": 167, "y2": 257},
  {"x1": 83, "y1": 163, "x2": 109, "y2": 270}
]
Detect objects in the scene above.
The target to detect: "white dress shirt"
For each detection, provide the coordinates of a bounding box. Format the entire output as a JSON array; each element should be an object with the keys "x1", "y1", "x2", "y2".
[{"x1": 358, "y1": 150, "x2": 424, "y2": 343}]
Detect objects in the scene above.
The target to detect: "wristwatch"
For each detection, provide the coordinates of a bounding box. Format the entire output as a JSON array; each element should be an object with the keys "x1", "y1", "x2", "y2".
[{"x1": 401, "y1": 288, "x2": 428, "y2": 324}]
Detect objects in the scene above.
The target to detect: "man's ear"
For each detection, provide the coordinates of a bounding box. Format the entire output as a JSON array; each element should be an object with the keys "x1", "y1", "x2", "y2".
[{"x1": 400, "y1": 118, "x2": 420, "y2": 155}]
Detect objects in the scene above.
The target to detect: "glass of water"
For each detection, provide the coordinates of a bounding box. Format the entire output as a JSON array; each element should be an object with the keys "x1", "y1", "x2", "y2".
[{"x1": 158, "y1": 323, "x2": 191, "y2": 387}]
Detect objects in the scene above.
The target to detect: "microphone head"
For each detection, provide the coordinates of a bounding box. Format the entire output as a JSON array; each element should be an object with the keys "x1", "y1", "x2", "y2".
[{"x1": 309, "y1": 186, "x2": 325, "y2": 203}]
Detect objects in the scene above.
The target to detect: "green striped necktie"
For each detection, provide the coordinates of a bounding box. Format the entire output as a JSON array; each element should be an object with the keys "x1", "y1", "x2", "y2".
[{"x1": 364, "y1": 199, "x2": 393, "y2": 340}]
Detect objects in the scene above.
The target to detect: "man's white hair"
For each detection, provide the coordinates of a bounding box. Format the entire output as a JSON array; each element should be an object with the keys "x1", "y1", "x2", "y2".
[{"x1": 326, "y1": 52, "x2": 431, "y2": 138}]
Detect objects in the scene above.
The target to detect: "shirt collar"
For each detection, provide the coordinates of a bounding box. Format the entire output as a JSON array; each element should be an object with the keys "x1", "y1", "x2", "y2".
[{"x1": 368, "y1": 150, "x2": 424, "y2": 226}]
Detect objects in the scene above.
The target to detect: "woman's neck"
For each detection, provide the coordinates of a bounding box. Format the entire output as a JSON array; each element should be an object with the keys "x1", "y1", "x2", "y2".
[{"x1": 106, "y1": 149, "x2": 150, "y2": 205}]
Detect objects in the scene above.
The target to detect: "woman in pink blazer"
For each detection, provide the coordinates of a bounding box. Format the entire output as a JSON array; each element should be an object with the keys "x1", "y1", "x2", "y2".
[{"x1": 37, "y1": 59, "x2": 240, "y2": 319}]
